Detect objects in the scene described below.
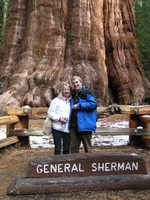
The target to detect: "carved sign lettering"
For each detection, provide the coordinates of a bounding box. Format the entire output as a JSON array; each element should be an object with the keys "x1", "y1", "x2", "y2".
[{"x1": 35, "y1": 161, "x2": 139, "y2": 174}]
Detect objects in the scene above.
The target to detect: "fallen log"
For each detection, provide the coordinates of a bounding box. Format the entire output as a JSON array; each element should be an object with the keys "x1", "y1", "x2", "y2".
[{"x1": 7, "y1": 174, "x2": 150, "y2": 195}]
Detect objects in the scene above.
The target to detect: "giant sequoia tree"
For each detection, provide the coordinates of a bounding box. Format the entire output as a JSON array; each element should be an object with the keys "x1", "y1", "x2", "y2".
[{"x1": 0, "y1": 0, "x2": 149, "y2": 115}]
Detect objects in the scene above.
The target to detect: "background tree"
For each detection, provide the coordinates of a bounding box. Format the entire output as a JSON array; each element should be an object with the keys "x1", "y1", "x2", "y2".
[
  {"x1": 0, "y1": 0, "x2": 149, "y2": 115},
  {"x1": 0, "y1": 0, "x2": 9, "y2": 44},
  {"x1": 134, "y1": 0, "x2": 150, "y2": 81}
]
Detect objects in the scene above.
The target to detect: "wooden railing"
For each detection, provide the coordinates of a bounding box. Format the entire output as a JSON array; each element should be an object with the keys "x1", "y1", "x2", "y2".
[{"x1": 0, "y1": 105, "x2": 150, "y2": 148}]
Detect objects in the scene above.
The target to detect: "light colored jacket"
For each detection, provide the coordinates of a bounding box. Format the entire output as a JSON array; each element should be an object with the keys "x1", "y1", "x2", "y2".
[{"x1": 47, "y1": 96, "x2": 71, "y2": 133}]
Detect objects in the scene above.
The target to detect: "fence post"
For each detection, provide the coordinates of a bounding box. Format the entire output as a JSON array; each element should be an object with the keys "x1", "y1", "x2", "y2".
[
  {"x1": 139, "y1": 116, "x2": 150, "y2": 145},
  {"x1": 6, "y1": 124, "x2": 15, "y2": 138},
  {"x1": 129, "y1": 106, "x2": 143, "y2": 146},
  {"x1": 6, "y1": 106, "x2": 31, "y2": 147},
  {"x1": 18, "y1": 115, "x2": 29, "y2": 147}
]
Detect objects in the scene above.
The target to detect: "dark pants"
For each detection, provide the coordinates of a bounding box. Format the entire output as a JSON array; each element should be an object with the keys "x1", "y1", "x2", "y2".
[
  {"x1": 52, "y1": 128, "x2": 70, "y2": 155},
  {"x1": 69, "y1": 129, "x2": 92, "y2": 153}
]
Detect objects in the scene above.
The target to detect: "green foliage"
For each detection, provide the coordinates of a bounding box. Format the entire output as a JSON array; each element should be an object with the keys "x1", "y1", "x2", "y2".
[
  {"x1": 134, "y1": 0, "x2": 150, "y2": 81},
  {"x1": 0, "y1": 0, "x2": 9, "y2": 44}
]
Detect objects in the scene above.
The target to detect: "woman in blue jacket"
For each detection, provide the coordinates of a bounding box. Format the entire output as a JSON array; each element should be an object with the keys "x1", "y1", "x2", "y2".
[{"x1": 69, "y1": 76, "x2": 97, "y2": 153}]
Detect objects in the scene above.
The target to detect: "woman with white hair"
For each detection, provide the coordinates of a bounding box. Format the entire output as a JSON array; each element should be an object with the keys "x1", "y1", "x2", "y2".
[{"x1": 48, "y1": 83, "x2": 71, "y2": 155}]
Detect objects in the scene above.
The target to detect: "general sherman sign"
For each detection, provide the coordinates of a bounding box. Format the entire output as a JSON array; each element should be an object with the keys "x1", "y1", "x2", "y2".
[
  {"x1": 8, "y1": 153, "x2": 150, "y2": 195},
  {"x1": 26, "y1": 153, "x2": 147, "y2": 178}
]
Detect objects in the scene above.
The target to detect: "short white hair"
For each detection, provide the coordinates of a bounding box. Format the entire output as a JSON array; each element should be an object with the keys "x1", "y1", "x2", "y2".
[{"x1": 58, "y1": 82, "x2": 71, "y2": 99}]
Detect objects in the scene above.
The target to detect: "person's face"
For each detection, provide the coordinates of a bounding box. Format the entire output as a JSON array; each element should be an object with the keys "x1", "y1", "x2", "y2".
[
  {"x1": 72, "y1": 78, "x2": 82, "y2": 91},
  {"x1": 63, "y1": 86, "x2": 70, "y2": 99}
]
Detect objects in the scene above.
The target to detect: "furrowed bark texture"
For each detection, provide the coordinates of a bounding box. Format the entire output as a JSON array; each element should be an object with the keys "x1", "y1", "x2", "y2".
[{"x1": 0, "y1": 0, "x2": 149, "y2": 114}]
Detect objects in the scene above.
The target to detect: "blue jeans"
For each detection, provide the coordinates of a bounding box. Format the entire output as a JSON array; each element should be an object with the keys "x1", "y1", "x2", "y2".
[{"x1": 52, "y1": 128, "x2": 70, "y2": 155}]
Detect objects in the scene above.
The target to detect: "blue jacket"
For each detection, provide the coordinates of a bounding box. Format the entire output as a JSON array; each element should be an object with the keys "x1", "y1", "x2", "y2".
[{"x1": 69, "y1": 85, "x2": 97, "y2": 132}]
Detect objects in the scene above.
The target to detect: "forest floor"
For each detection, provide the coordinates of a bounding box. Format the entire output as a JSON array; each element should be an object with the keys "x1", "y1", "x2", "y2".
[{"x1": 0, "y1": 115, "x2": 150, "y2": 200}]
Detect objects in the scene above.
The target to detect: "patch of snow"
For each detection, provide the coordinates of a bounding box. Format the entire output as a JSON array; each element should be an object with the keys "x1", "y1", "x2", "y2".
[
  {"x1": 95, "y1": 120, "x2": 129, "y2": 146},
  {"x1": 0, "y1": 127, "x2": 6, "y2": 140},
  {"x1": 137, "y1": 126, "x2": 143, "y2": 129},
  {"x1": 29, "y1": 136, "x2": 54, "y2": 148},
  {"x1": 92, "y1": 135, "x2": 129, "y2": 147},
  {"x1": 97, "y1": 120, "x2": 129, "y2": 128}
]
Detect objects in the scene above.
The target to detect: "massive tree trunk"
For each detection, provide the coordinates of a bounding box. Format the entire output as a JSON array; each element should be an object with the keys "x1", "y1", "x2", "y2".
[{"x1": 0, "y1": 0, "x2": 149, "y2": 115}]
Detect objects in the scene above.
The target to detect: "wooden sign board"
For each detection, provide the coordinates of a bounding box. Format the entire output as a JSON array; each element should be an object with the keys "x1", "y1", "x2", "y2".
[{"x1": 26, "y1": 153, "x2": 147, "y2": 178}]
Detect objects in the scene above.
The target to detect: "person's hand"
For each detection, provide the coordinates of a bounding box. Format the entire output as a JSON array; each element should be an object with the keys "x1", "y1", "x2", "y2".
[
  {"x1": 59, "y1": 117, "x2": 67, "y2": 124},
  {"x1": 72, "y1": 104, "x2": 77, "y2": 110}
]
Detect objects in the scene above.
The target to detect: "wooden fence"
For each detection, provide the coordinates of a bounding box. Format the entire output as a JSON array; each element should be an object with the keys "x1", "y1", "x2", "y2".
[{"x1": 0, "y1": 105, "x2": 150, "y2": 149}]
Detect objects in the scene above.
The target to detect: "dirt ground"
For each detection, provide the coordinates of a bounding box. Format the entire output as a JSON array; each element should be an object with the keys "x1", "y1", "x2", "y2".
[{"x1": 0, "y1": 145, "x2": 150, "y2": 200}]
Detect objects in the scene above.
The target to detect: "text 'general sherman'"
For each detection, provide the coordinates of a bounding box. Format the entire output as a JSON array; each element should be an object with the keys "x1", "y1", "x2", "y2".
[{"x1": 36, "y1": 162, "x2": 139, "y2": 174}]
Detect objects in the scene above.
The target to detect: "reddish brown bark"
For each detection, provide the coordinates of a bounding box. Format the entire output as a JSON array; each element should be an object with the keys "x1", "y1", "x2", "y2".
[{"x1": 0, "y1": 0, "x2": 149, "y2": 115}]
